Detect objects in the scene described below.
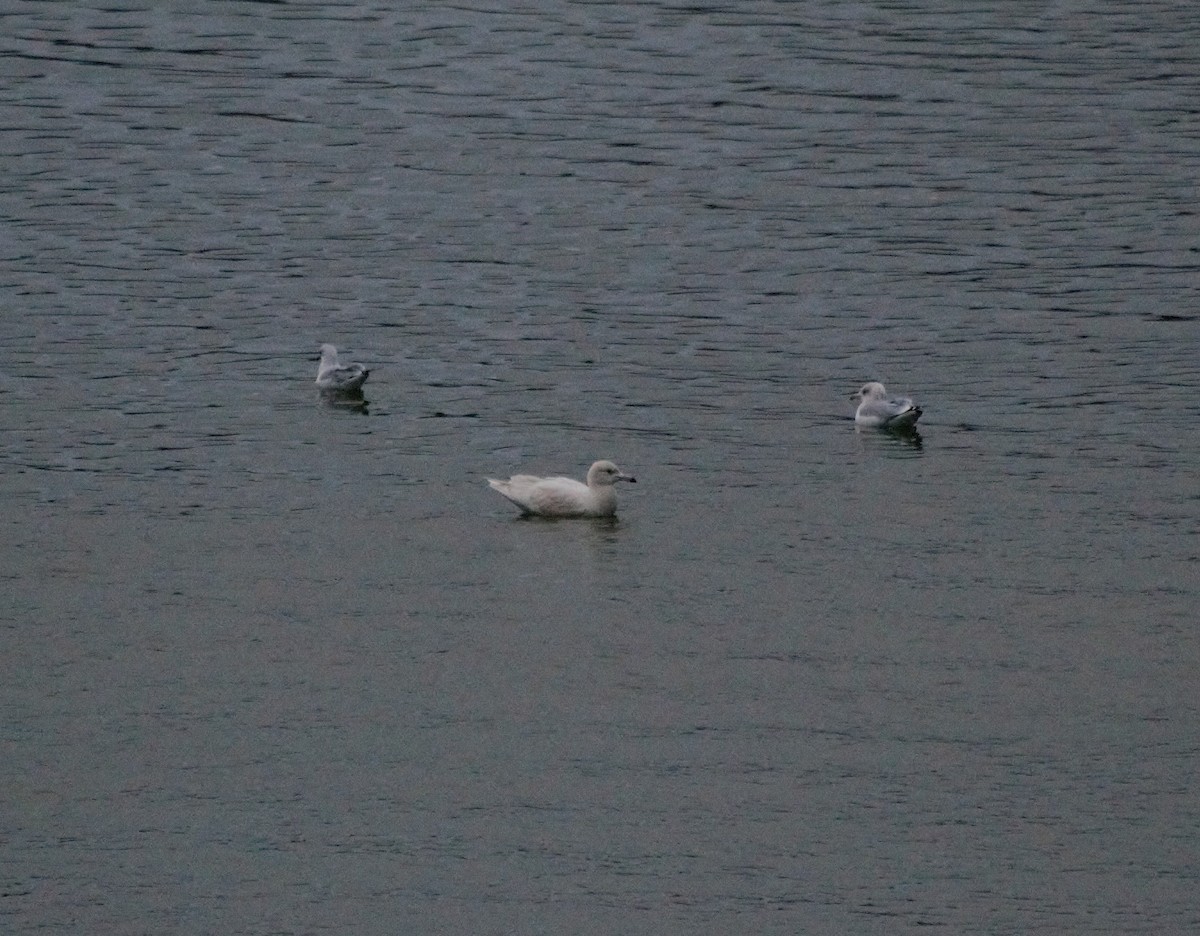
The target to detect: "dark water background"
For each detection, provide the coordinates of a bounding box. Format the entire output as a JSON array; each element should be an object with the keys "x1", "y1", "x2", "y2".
[{"x1": 2, "y1": 2, "x2": 1197, "y2": 933}]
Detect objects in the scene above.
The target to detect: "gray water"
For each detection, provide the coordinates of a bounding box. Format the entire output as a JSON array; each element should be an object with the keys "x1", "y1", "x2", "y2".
[{"x1": 2, "y1": 2, "x2": 1197, "y2": 934}]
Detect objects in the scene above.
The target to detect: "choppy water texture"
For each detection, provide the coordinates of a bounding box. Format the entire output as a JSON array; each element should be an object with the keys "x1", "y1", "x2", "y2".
[{"x1": 2, "y1": 2, "x2": 1198, "y2": 934}]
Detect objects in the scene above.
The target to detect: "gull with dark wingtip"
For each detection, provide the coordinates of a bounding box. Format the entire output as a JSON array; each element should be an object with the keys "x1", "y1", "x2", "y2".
[
  {"x1": 316, "y1": 343, "x2": 369, "y2": 393},
  {"x1": 852, "y1": 381, "x2": 922, "y2": 429}
]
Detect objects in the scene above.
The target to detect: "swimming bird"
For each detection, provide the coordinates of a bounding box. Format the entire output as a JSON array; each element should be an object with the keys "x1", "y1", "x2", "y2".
[
  {"x1": 852, "y1": 381, "x2": 922, "y2": 428},
  {"x1": 316, "y1": 343, "x2": 369, "y2": 392},
  {"x1": 488, "y1": 460, "x2": 636, "y2": 518}
]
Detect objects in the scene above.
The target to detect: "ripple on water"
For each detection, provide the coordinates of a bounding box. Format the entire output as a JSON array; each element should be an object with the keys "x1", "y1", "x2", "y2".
[{"x1": 2, "y1": 2, "x2": 1198, "y2": 934}]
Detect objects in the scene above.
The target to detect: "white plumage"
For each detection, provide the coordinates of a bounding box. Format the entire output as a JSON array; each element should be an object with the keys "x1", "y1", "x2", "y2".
[
  {"x1": 852, "y1": 381, "x2": 922, "y2": 428},
  {"x1": 488, "y1": 460, "x2": 636, "y2": 518},
  {"x1": 316, "y1": 343, "x2": 369, "y2": 392}
]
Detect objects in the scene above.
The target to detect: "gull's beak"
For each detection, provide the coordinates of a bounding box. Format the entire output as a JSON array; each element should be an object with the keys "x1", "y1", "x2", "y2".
[{"x1": 621, "y1": 473, "x2": 637, "y2": 483}]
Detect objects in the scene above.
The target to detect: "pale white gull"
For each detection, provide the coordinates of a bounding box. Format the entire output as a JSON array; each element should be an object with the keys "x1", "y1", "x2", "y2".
[
  {"x1": 488, "y1": 460, "x2": 636, "y2": 518},
  {"x1": 852, "y1": 381, "x2": 922, "y2": 428},
  {"x1": 316, "y1": 343, "x2": 369, "y2": 392}
]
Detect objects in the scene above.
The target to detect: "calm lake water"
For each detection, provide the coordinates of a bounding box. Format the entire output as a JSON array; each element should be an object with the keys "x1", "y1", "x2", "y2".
[{"x1": 2, "y1": 2, "x2": 1197, "y2": 934}]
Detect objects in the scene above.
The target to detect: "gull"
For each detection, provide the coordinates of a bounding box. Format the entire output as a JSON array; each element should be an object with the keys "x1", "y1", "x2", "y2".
[
  {"x1": 316, "y1": 343, "x2": 369, "y2": 392},
  {"x1": 488, "y1": 460, "x2": 636, "y2": 518},
  {"x1": 852, "y1": 381, "x2": 922, "y2": 429}
]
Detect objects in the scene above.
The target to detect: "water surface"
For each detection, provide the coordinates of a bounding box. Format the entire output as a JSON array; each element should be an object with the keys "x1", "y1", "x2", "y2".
[{"x1": 2, "y1": 2, "x2": 1198, "y2": 934}]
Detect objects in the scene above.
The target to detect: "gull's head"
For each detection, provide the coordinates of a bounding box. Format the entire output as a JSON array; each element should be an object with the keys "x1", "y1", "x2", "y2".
[
  {"x1": 853, "y1": 381, "x2": 888, "y2": 402},
  {"x1": 319, "y1": 344, "x2": 339, "y2": 365},
  {"x1": 588, "y1": 460, "x2": 636, "y2": 487}
]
